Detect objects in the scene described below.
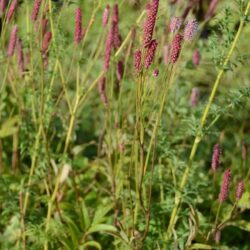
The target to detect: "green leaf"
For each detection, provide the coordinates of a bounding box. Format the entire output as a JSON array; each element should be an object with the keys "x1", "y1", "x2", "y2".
[
  {"x1": 0, "y1": 116, "x2": 19, "y2": 138},
  {"x1": 226, "y1": 220, "x2": 250, "y2": 232},
  {"x1": 81, "y1": 241, "x2": 102, "y2": 250},
  {"x1": 66, "y1": 218, "x2": 81, "y2": 247},
  {"x1": 92, "y1": 204, "x2": 113, "y2": 225},
  {"x1": 81, "y1": 200, "x2": 91, "y2": 229},
  {"x1": 87, "y1": 224, "x2": 117, "y2": 235},
  {"x1": 238, "y1": 192, "x2": 250, "y2": 209},
  {"x1": 188, "y1": 243, "x2": 212, "y2": 249}
]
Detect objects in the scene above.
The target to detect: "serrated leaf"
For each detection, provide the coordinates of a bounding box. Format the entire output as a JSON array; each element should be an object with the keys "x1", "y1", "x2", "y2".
[{"x1": 87, "y1": 224, "x2": 117, "y2": 235}]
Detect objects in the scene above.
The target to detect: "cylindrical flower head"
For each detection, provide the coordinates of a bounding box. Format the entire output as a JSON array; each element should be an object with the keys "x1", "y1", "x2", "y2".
[
  {"x1": 192, "y1": 48, "x2": 200, "y2": 66},
  {"x1": 211, "y1": 144, "x2": 221, "y2": 172},
  {"x1": 169, "y1": 17, "x2": 182, "y2": 33},
  {"x1": 218, "y1": 169, "x2": 231, "y2": 203},
  {"x1": 163, "y1": 45, "x2": 169, "y2": 65},
  {"x1": 103, "y1": 21, "x2": 115, "y2": 72},
  {"x1": 16, "y1": 38, "x2": 24, "y2": 73},
  {"x1": 0, "y1": 0, "x2": 7, "y2": 15},
  {"x1": 74, "y1": 7, "x2": 83, "y2": 44},
  {"x1": 6, "y1": 0, "x2": 18, "y2": 21},
  {"x1": 242, "y1": 142, "x2": 247, "y2": 161},
  {"x1": 112, "y1": 4, "x2": 121, "y2": 49},
  {"x1": 102, "y1": 5, "x2": 110, "y2": 27},
  {"x1": 134, "y1": 49, "x2": 142, "y2": 73},
  {"x1": 112, "y1": 4, "x2": 119, "y2": 23},
  {"x1": 205, "y1": 0, "x2": 219, "y2": 20},
  {"x1": 31, "y1": 0, "x2": 42, "y2": 22},
  {"x1": 152, "y1": 68, "x2": 159, "y2": 77},
  {"x1": 170, "y1": 33, "x2": 183, "y2": 64},
  {"x1": 116, "y1": 61, "x2": 124, "y2": 81},
  {"x1": 190, "y1": 87, "x2": 199, "y2": 107},
  {"x1": 7, "y1": 25, "x2": 18, "y2": 57},
  {"x1": 143, "y1": 0, "x2": 159, "y2": 48},
  {"x1": 236, "y1": 180, "x2": 244, "y2": 201},
  {"x1": 144, "y1": 39, "x2": 158, "y2": 69},
  {"x1": 184, "y1": 19, "x2": 198, "y2": 41},
  {"x1": 41, "y1": 31, "x2": 52, "y2": 53},
  {"x1": 98, "y1": 76, "x2": 108, "y2": 107},
  {"x1": 42, "y1": 18, "x2": 48, "y2": 35}
]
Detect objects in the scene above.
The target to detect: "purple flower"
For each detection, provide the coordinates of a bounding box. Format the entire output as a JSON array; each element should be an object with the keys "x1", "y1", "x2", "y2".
[
  {"x1": 116, "y1": 61, "x2": 124, "y2": 81},
  {"x1": 6, "y1": 0, "x2": 18, "y2": 21}
]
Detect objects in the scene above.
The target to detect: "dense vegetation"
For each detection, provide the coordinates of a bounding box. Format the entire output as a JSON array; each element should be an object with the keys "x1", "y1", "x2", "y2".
[{"x1": 0, "y1": 0, "x2": 250, "y2": 249}]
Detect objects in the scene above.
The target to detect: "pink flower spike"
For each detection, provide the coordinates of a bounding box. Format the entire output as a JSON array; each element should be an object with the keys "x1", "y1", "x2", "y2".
[
  {"x1": 190, "y1": 87, "x2": 199, "y2": 107},
  {"x1": 143, "y1": 0, "x2": 159, "y2": 48},
  {"x1": 134, "y1": 49, "x2": 142, "y2": 73},
  {"x1": 31, "y1": 0, "x2": 42, "y2": 22},
  {"x1": 169, "y1": 17, "x2": 182, "y2": 33},
  {"x1": 41, "y1": 31, "x2": 52, "y2": 53},
  {"x1": 0, "y1": 0, "x2": 7, "y2": 15},
  {"x1": 102, "y1": 5, "x2": 110, "y2": 27},
  {"x1": 7, "y1": 25, "x2": 18, "y2": 57},
  {"x1": 211, "y1": 144, "x2": 221, "y2": 172},
  {"x1": 205, "y1": 0, "x2": 219, "y2": 20},
  {"x1": 116, "y1": 61, "x2": 124, "y2": 81},
  {"x1": 16, "y1": 38, "x2": 24, "y2": 74},
  {"x1": 6, "y1": 0, "x2": 18, "y2": 21},
  {"x1": 74, "y1": 7, "x2": 83, "y2": 44},
  {"x1": 192, "y1": 48, "x2": 201, "y2": 66},
  {"x1": 218, "y1": 169, "x2": 231, "y2": 203},
  {"x1": 236, "y1": 180, "x2": 244, "y2": 201},
  {"x1": 98, "y1": 76, "x2": 108, "y2": 108},
  {"x1": 144, "y1": 39, "x2": 158, "y2": 69},
  {"x1": 170, "y1": 33, "x2": 183, "y2": 64},
  {"x1": 103, "y1": 21, "x2": 115, "y2": 72},
  {"x1": 184, "y1": 19, "x2": 198, "y2": 41}
]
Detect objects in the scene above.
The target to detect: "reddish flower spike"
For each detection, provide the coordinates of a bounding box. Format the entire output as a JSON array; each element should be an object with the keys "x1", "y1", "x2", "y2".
[
  {"x1": 7, "y1": 25, "x2": 18, "y2": 57},
  {"x1": 192, "y1": 48, "x2": 201, "y2": 66},
  {"x1": 102, "y1": 5, "x2": 110, "y2": 27},
  {"x1": 31, "y1": 0, "x2": 42, "y2": 22},
  {"x1": 74, "y1": 7, "x2": 83, "y2": 44},
  {"x1": 134, "y1": 49, "x2": 142, "y2": 73},
  {"x1": 170, "y1": 33, "x2": 183, "y2": 64},
  {"x1": 184, "y1": 19, "x2": 198, "y2": 41},
  {"x1": 211, "y1": 144, "x2": 221, "y2": 172},
  {"x1": 41, "y1": 31, "x2": 52, "y2": 53},
  {"x1": 218, "y1": 169, "x2": 231, "y2": 203},
  {"x1": 6, "y1": 0, "x2": 18, "y2": 21},
  {"x1": 236, "y1": 180, "x2": 244, "y2": 201},
  {"x1": 143, "y1": 0, "x2": 159, "y2": 48},
  {"x1": 98, "y1": 76, "x2": 108, "y2": 108},
  {"x1": 144, "y1": 39, "x2": 158, "y2": 69}
]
